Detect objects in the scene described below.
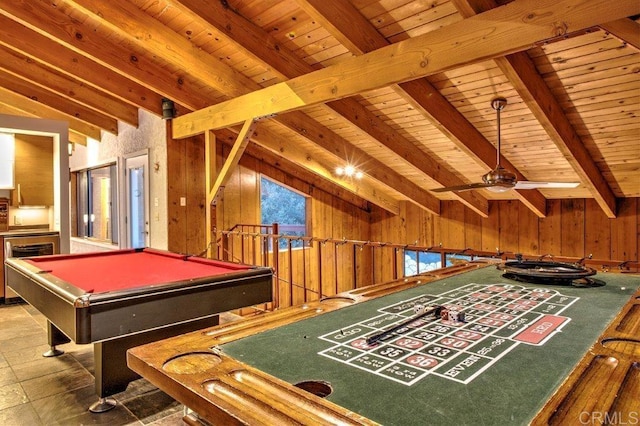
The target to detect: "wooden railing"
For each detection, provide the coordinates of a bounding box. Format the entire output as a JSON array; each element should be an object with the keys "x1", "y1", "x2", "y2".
[{"x1": 213, "y1": 224, "x2": 639, "y2": 312}]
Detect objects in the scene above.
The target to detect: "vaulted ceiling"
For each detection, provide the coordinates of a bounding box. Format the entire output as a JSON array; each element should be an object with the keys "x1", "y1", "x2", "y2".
[{"x1": 1, "y1": 0, "x2": 638, "y2": 219}]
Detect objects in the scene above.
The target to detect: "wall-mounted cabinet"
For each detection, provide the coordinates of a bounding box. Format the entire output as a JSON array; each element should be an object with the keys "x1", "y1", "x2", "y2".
[
  {"x1": 0, "y1": 133, "x2": 15, "y2": 189},
  {"x1": 11, "y1": 135, "x2": 54, "y2": 207}
]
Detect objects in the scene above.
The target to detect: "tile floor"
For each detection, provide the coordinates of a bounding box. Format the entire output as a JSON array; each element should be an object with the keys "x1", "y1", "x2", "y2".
[{"x1": 0, "y1": 301, "x2": 200, "y2": 425}]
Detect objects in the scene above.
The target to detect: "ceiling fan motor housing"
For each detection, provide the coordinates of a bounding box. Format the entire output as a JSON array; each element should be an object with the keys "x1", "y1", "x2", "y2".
[{"x1": 482, "y1": 166, "x2": 517, "y2": 187}]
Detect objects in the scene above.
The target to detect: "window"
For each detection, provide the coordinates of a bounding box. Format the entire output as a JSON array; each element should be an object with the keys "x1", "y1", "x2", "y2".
[
  {"x1": 404, "y1": 251, "x2": 442, "y2": 276},
  {"x1": 72, "y1": 164, "x2": 118, "y2": 244},
  {"x1": 445, "y1": 253, "x2": 472, "y2": 267},
  {"x1": 260, "y1": 177, "x2": 307, "y2": 249}
]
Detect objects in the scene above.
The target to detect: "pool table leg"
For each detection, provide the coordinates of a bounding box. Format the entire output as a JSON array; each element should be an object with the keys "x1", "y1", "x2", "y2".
[
  {"x1": 89, "y1": 315, "x2": 220, "y2": 413},
  {"x1": 43, "y1": 320, "x2": 70, "y2": 357}
]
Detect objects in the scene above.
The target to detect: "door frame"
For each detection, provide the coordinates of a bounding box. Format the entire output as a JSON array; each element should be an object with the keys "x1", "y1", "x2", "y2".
[{"x1": 123, "y1": 149, "x2": 149, "y2": 248}]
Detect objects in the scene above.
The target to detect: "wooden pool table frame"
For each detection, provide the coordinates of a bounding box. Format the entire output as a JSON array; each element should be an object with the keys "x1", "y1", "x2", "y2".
[{"x1": 127, "y1": 262, "x2": 639, "y2": 425}]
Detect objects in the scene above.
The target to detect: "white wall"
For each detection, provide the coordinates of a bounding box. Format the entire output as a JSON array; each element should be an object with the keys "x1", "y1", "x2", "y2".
[{"x1": 69, "y1": 110, "x2": 168, "y2": 250}]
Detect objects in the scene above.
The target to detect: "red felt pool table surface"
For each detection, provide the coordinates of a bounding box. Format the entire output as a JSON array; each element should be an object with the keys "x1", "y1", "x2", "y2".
[{"x1": 24, "y1": 248, "x2": 253, "y2": 293}]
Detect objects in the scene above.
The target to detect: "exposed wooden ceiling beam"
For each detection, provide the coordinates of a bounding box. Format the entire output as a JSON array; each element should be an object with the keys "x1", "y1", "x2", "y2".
[
  {"x1": 173, "y1": 0, "x2": 640, "y2": 138},
  {"x1": 238, "y1": 124, "x2": 402, "y2": 215},
  {"x1": 65, "y1": 0, "x2": 251, "y2": 99},
  {"x1": 67, "y1": 132, "x2": 86, "y2": 146},
  {"x1": 172, "y1": 0, "x2": 638, "y2": 136},
  {"x1": 0, "y1": 44, "x2": 138, "y2": 127},
  {"x1": 0, "y1": 14, "x2": 163, "y2": 115},
  {"x1": 0, "y1": 0, "x2": 212, "y2": 112},
  {"x1": 210, "y1": 119, "x2": 257, "y2": 205},
  {"x1": 169, "y1": 0, "x2": 486, "y2": 217},
  {"x1": 61, "y1": 0, "x2": 440, "y2": 215},
  {"x1": 218, "y1": 131, "x2": 372, "y2": 212},
  {"x1": 275, "y1": 112, "x2": 441, "y2": 215},
  {"x1": 0, "y1": 87, "x2": 102, "y2": 140},
  {"x1": 296, "y1": 0, "x2": 531, "y2": 217},
  {"x1": 600, "y1": 18, "x2": 640, "y2": 51},
  {"x1": 162, "y1": 0, "x2": 482, "y2": 217},
  {"x1": 452, "y1": 0, "x2": 618, "y2": 218},
  {"x1": 0, "y1": 69, "x2": 118, "y2": 134}
]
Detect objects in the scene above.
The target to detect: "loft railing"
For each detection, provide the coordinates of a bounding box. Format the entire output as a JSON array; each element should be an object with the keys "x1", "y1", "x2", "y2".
[{"x1": 213, "y1": 224, "x2": 639, "y2": 313}]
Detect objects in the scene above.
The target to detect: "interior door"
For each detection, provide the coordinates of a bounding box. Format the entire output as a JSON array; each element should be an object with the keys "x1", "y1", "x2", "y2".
[{"x1": 125, "y1": 153, "x2": 149, "y2": 248}]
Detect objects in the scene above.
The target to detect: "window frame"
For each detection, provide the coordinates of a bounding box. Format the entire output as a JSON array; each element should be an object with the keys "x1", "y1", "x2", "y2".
[
  {"x1": 259, "y1": 175, "x2": 310, "y2": 251},
  {"x1": 71, "y1": 161, "x2": 119, "y2": 245}
]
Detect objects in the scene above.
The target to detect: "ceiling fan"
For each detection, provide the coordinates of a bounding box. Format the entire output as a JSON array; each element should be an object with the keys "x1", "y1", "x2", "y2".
[{"x1": 431, "y1": 97, "x2": 580, "y2": 193}]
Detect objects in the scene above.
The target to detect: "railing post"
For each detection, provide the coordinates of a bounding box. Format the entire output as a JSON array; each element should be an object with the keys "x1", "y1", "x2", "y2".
[{"x1": 271, "y1": 223, "x2": 279, "y2": 309}]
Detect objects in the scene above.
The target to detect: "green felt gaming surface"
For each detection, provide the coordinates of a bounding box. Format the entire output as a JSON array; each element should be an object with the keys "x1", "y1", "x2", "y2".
[{"x1": 220, "y1": 266, "x2": 638, "y2": 425}]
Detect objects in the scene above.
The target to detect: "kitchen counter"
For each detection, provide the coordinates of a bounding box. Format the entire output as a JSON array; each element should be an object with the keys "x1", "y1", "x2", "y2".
[{"x1": 1, "y1": 229, "x2": 59, "y2": 237}]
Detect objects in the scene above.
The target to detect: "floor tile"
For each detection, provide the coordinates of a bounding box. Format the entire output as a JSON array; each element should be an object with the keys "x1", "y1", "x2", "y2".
[
  {"x1": 122, "y1": 388, "x2": 182, "y2": 424},
  {"x1": 0, "y1": 401, "x2": 43, "y2": 426},
  {"x1": 0, "y1": 383, "x2": 29, "y2": 411},
  {"x1": 30, "y1": 384, "x2": 138, "y2": 425},
  {"x1": 20, "y1": 363, "x2": 95, "y2": 401},
  {"x1": 3, "y1": 343, "x2": 57, "y2": 367},
  {"x1": 11, "y1": 353, "x2": 82, "y2": 382},
  {"x1": 0, "y1": 331, "x2": 48, "y2": 353},
  {"x1": 0, "y1": 302, "x2": 232, "y2": 425},
  {"x1": 0, "y1": 353, "x2": 8, "y2": 369},
  {"x1": 0, "y1": 365, "x2": 18, "y2": 386},
  {"x1": 147, "y1": 411, "x2": 184, "y2": 425}
]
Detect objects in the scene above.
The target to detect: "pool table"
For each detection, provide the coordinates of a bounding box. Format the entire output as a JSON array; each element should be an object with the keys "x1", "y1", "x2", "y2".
[
  {"x1": 4, "y1": 248, "x2": 273, "y2": 412},
  {"x1": 127, "y1": 262, "x2": 639, "y2": 425}
]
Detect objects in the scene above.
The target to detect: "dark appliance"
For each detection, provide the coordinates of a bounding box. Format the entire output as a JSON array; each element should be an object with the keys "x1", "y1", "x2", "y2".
[{"x1": 4, "y1": 232, "x2": 60, "y2": 302}]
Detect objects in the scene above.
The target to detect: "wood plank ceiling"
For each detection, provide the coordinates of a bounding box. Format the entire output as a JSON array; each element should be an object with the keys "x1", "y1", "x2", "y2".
[{"x1": 0, "y1": 0, "x2": 638, "y2": 219}]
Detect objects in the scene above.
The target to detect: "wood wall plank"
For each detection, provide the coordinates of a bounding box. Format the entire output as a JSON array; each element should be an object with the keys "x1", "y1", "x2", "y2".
[
  {"x1": 518, "y1": 202, "x2": 539, "y2": 255},
  {"x1": 611, "y1": 197, "x2": 638, "y2": 262},
  {"x1": 584, "y1": 198, "x2": 611, "y2": 260},
  {"x1": 499, "y1": 200, "x2": 519, "y2": 255},
  {"x1": 167, "y1": 121, "x2": 187, "y2": 254},
  {"x1": 561, "y1": 199, "x2": 585, "y2": 257},
  {"x1": 481, "y1": 201, "x2": 500, "y2": 253},
  {"x1": 539, "y1": 199, "x2": 562, "y2": 256}
]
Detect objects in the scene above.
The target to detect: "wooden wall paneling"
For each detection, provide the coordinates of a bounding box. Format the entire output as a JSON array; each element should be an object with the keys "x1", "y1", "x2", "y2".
[
  {"x1": 409, "y1": 202, "x2": 437, "y2": 247},
  {"x1": 340, "y1": 200, "x2": 359, "y2": 292},
  {"x1": 561, "y1": 199, "x2": 586, "y2": 258},
  {"x1": 464, "y1": 204, "x2": 482, "y2": 251},
  {"x1": 518, "y1": 201, "x2": 539, "y2": 255},
  {"x1": 403, "y1": 202, "x2": 421, "y2": 246},
  {"x1": 220, "y1": 146, "x2": 244, "y2": 262},
  {"x1": 310, "y1": 191, "x2": 334, "y2": 298},
  {"x1": 355, "y1": 203, "x2": 372, "y2": 288},
  {"x1": 240, "y1": 157, "x2": 259, "y2": 263},
  {"x1": 166, "y1": 122, "x2": 187, "y2": 254},
  {"x1": 369, "y1": 207, "x2": 388, "y2": 283},
  {"x1": 539, "y1": 199, "x2": 562, "y2": 257},
  {"x1": 383, "y1": 208, "x2": 404, "y2": 282},
  {"x1": 611, "y1": 197, "x2": 638, "y2": 262},
  {"x1": 185, "y1": 135, "x2": 206, "y2": 256},
  {"x1": 498, "y1": 200, "x2": 520, "y2": 255},
  {"x1": 584, "y1": 198, "x2": 611, "y2": 260},
  {"x1": 276, "y1": 249, "x2": 292, "y2": 307},
  {"x1": 441, "y1": 201, "x2": 465, "y2": 249},
  {"x1": 481, "y1": 201, "x2": 500, "y2": 253}
]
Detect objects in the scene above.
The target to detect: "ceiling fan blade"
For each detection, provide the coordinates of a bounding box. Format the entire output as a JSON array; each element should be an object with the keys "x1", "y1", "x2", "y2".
[
  {"x1": 431, "y1": 182, "x2": 495, "y2": 193},
  {"x1": 514, "y1": 181, "x2": 580, "y2": 189}
]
